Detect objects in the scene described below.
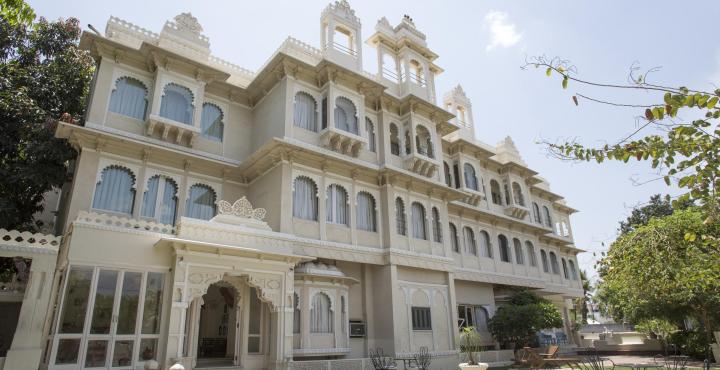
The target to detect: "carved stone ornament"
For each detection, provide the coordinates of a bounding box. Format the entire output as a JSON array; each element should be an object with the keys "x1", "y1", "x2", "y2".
[
  {"x1": 173, "y1": 12, "x2": 203, "y2": 33},
  {"x1": 217, "y1": 197, "x2": 267, "y2": 221}
]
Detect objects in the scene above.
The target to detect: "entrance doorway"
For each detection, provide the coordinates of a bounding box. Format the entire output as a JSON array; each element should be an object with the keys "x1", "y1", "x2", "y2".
[{"x1": 195, "y1": 283, "x2": 238, "y2": 368}]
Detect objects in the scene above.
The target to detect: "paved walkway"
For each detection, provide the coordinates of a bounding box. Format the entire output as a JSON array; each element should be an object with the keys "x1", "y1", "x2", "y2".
[{"x1": 605, "y1": 355, "x2": 717, "y2": 369}]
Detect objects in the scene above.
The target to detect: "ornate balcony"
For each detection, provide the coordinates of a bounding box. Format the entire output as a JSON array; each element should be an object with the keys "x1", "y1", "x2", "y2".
[
  {"x1": 147, "y1": 113, "x2": 200, "y2": 147},
  {"x1": 504, "y1": 204, "x2": 529, "y2": 219},
  {"x1": 403, "y1": 152, "x2": 438, "y2": 178},
  {"x1": 319, "y1": 127, "x2": 366, "y2": 157}
]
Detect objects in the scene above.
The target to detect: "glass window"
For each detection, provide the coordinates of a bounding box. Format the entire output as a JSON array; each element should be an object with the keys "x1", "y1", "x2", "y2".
[
  {"x1": 411, "y1": 202, "x2": 427, "y2": 240},
  {"x1": 90, "y1": 270, "x2": 118, "y2": 334},
  {"x1": 562, "y1": 258, "x2": 569, "y2": 279},
  {"x1": 293, "y1": 177, "x2": 318, "y2": 221},
  {"x1": 248, "y1": 288, "x2": 262, "y2": 353},
  {"x1": 512, "y1": 182, "x2": 525, "y2": 206},
  {"x1": 310, "y1": 293, "x2": 333, "y2": 333},
  {"x1": 463, "y1": 163, "x2": 478, "y2": 191},
  {"x1": 464, "y1": 227, "x2": 477, "y2": 255},
  {"x1": 432, "y1": 207, "x2": 442, "y2": 243},
  {"x1": 411, "y1": 307, "x2": 432, "y2": 330},
  {"x1": 334, "y1": 97, "x2": 358, "y2": 134},
  {"x1": 141, "y1": 272, "x2": 164, "y2": 334},
  {"x1": 525, "y1": 241, "x2": 538, "y2": 267},
  {"x1": 499, "y1": 234, "x2": 511, "y2": 262},
  {"x1": 185, "y1": 184, "x2": 216, "y2": 220},
  {"x1": 293, "y1": 92, "x2": 317, "y2": 132},
  {"x1": 293, "y1": 293, "x2": 301, "y2": 334},
  {"x1": 390, "y1": 124, "x2": 400, "y2": 155},
  {"x1": 326, "y1": 184, "x2": 348, "y2": 226},
  {"x1": 366, "y1": 118, "x2": 376, "y2": 152},
  {"x1": 541, "y1": 250, "x2": 549, "y2": 273},
  {"x1": 117, "y1": 272, "x2": 142, "y2": 335},
  {"x1": 356, "y1": 192, "x2": 377, "y2": 232},
  {"x1": 490, "y1": 180, "x2": 503, "y2": 205},
  {"x1": 159, "y1": 83, "x2": 194, "y2": 124},
  {"x1": 141, "y1": 175, "x2": 178, "y2": 225},
  {"x1": 92, "y1": 166, "x2": 136, "y2": 215},
  {"x1": 513, "y1": 238, "x2": 524, "y2": 265},
  {"x1": 59, "y1": 267, "x2": 94, "y2": 333},
  {"x1": 55, "y1": 339, "x2": 81, "y2": 365},
  {"x1": 479, "y1": 230, "x2": 492, "y2": 258},
  {"x1": 450, "y1": 223, "x2": 459, "y2": 252},
  {"x1": 84, "y1": 340, "x2": 109, "y2": 367},
  {"x1": 543, "y1": 206, "x2": 553, "y2": 228},
  {"x1": 532, "y1": 203, "x2": 542, "y2": 223},
  {"x1": 395, "y1": 198, "x2": 406, "y2": 235},
  {"x1": 109, "y1": 77, "x2": 148, "y2": 120},
  {"x1": 200, "y1": 103, "x2": 224, "y2": 141},
  {"x1": 549, "y1": 251, "x2": 560, "y2": 274},
  {"x1": 444, "y1": 162, "x2": 452, "y2": 187}
]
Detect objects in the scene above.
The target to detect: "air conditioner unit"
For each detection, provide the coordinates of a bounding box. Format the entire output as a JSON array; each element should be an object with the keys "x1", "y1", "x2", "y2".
[{"x1": 349, "y1": 320, "x2": 366, "y2": 338}]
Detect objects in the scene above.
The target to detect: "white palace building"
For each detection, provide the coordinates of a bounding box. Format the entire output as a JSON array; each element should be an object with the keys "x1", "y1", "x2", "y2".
[{"x1": 0, "y1": 2, "x2": 584, "y2": 369}]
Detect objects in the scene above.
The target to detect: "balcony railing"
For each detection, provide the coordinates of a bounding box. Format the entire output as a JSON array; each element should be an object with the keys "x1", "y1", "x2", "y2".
[{"x1": 325, "y1": 41, "x2": 357, "y2": 57}]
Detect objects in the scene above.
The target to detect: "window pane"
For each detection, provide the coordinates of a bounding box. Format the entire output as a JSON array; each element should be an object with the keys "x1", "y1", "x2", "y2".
[
  {"x1": 85, "y1": 340, "x2": 109, "y2": 368},
  {"x1": 59, "y1": 267, "x2": 93, "y2": 333},
  {"x1": 55, "y1": 338, "x2": 81, "y2": 365},
  {"x1": 138, "y1": 338, "x2": 158, "y2": 362},
  {"x1": 247, "y1": 337, "x2": 260, "y2": 353},
  {"x1": 117, "y1": 272, "x2": 142, "y2": 335},
  {"x1": 90, "y1": 270, "x2": 118, "y2": 334},
  {"x1": 142, "y1": 272, "x2": 164, "y2": 334},
  {"x1": 248, "y1": 288, "x2": 260, "y2": 334},
  {"x1": 112, "y1": 340, "x2": 134, "y2": 367}
]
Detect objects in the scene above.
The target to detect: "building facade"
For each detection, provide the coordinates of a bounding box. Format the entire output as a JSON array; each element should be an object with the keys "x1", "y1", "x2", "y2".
[{"x1": 7, "y1": 2, "x2": 584, "y2": 369}]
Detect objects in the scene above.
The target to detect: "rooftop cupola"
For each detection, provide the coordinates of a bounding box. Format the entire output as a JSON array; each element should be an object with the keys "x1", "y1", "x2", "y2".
[
  {"x1": 443, "y1": 84, "x2": 475, "y2": 138},
  {"x1": 366, "y1": 14, "x2": 442, "y2": 103},
  {"x1": 158, "y1": 12, "x2": 211, "y2": 60},
  {"x1": 321, "y1": 0, "x2": 363, "y2": 72}
]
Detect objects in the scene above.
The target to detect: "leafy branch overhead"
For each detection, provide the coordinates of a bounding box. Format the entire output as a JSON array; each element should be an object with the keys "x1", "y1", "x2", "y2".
[{"x1": 523, "y1": 56, "x2": 720, "y2": 235}]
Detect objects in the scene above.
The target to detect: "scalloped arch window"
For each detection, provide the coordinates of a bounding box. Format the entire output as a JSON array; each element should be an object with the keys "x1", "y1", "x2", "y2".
[
  {"x1": 356, "y1": 192, "x2": 377, "y2": 232},
  {"x1": 200, "y1": 103, "x2": 224, "y2": 141},
  {"x1": 334, "y1": 97, "x2": 358, "y2": 134},
  {"x1": 109, "y1": 77, "x2": 148, "y2": 120},
  {"x1": 141, "y1": 175, "x2": 178, "y2": 225},
  {"x1": 160, "y1": 83, "x2": 194, "y2": 125},
  {"x1": 310, "y1": 293, "x2": 333, "y2": 333},
  {"x1": 185, "y1": 184, "x2": 216, "y2": 220},
  {"x1": 293, "y1": 92, "x2": 317, "y2": 132},
  {"x1": 92, "y1": 165, "x2": 136, "y2": 215}
]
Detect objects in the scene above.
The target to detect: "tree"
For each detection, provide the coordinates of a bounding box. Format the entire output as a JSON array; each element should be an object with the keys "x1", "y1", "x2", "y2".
[
  {"x1": 0, "y1": 5, "x2": 93, "y2": 231},
  {"x1": 488, "y1": 290, "x2": 564, "y2": 349},
  {"x1": 524, "y1": 56, "x2": 720, "y2": 251},
  {"x1": 0, "y1": 0, "x2": 34, "y2": 26},
  {"x1": 618, "y1": 194, "x2": 692, "y2": 235},
  {"x1": 596, "y1": 208, "x2": 720, "y2": 357},
  {"x1": 635, "y1": 318, "x2": 678, "y2": 355},
  {"x1": 572, "y1": 269, "x2": 591, "y2": 325}
]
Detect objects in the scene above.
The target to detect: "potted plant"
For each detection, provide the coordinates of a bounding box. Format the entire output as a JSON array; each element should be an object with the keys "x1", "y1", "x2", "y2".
[{"x1": 459, "y1": 327, "x2": 488, "y2": 370}]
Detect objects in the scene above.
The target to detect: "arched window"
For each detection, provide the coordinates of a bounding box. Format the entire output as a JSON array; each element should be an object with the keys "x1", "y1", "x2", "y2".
[
  {"x1": 568, "y1": 260, "x2": 578, "y2": 280},
  {"x1": 463, "y1": 227, "x2": 477, "y2": 255},
  {"x1": 411, "y1": 202, "x2": 427, "y2": 240},
  {"x1": 463, "y1": 163, "x2": 478, "y2": 191},
  {"x1": 334, "y1": 97, "x2": 358, "y2": 134},
  {"x1": 443, "y1": 162, "x2": 452, "y2": 187},
  {"x1": 561, "y1": 221, "x2": 570, "y2": 237},
  {"x1": 540, "y1": 250, "x2": 549, "y2": 273},
  {"x1": 159, "y1": 83, "x2": 194, "y2": 124},
  {"x1": 109, "y1": 77, "x2": 148, "y2": 120},
  {"x1": 293, "y1": 92, "x2": 317, "y2": 132},
  {"x1": 341, "y1": 296, "x2": 347, "y2": 334},
  {"x1": 498, "y1": 234, "x2": 511, "y2": 262},
  {"x1": 293, "y1": 177, "x2": 318, "y2": 220},
  {"x1": 185, "y1": 184, "x2": 216, "y2": 220},
  {"x1": 390, "y1": 123, "x2": 400, "y2": 155},
  {"x1": 431, "y1": 207, "x2": 442, "y2": 243},
  {"x1": 92, "y1": 165, "x2": 136, "y2": 215},
  {"x1": 366, "y1": 118, "x2": 376, "y2": 152},
  {"x1": 395, "y1": 197, "x2": 406, "y2": 235},
  {"x1": 140, "y1": 175, "x2": 178, "y2": 225},
  {"x1": 490, "y1": 180, "x2": 503, "y2": 205},
  {"x1": 512, "y1": 182, "x2": 525, "y2": 207},
  {"x1": 525, "y1": 241, "x2": 537, "y2": 267},
  {"x1": 453, "y1": 163, "x2": 461, "y2": 188},
  {"x1": 356, "y1": 192, "x2": 377, "y2": 232},
  {"x1": 561, "y1": 258, "x2": 569, "y2": 279},
  {"x1": 415, "y1": 126, "x2": 433, "y2": 158},
  {"x1": 200, "y1": 103, "x2": 224, "y2": 141},
  {"x1": 543, "y1": 206, "x2": 553, "y2": 228},
  {"x1": 449, "y1": 223, "x2": 459, "y2": 253},
  {"x1": 549, "y1": 252, "x2": 560, "y2": 275},
  {"x1": 479, "y1": 230, "x2": 492, "y2": 258},
  {"x1": 326, "y1": 184, "x2": 348, "y2": 226},
  {"x1": 404, "y1": 130, "x2": 411, "y2": 155},
  {"x1": 293, "y1": 293, "x2": 301, "y2": 334},
  {"x1": 513, "y1": 238, "x2": 524, "y2": 265},
  {"x1": 409, "y1": 59, "x2": 425, "y2": 86},
  {"x1": 532, "y1": 202, "x2": 542, "y2": 224},
  {"x1": 310, "y1": 293, "x2": 333, "y2": 333}
]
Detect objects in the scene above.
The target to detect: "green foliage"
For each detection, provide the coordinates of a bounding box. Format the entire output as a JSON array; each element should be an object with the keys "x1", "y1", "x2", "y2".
[
  {"x1": 635, "y1": 318, "x2": 678, "y2": 351},
  {"x1": 619, "y1": 194, "x2": 693, "y2": 235},
  {"x1": 0, "y1": 0, "x2": 34, "y2": 26},
  {"x1": 488, "y1": 290, "x2": 564, "y2": 349},
  {"x1": 668, "y1": 330, "x2": 713, "y2": 359},
  {"x1": 458, "y1": 326, "x2": 484, "y2": 365},
  {"x1": 0, "y1": 12, "x2": 93, "y2": 231},
  {"x1": 596, "y1": 208, "x2": 720, "y2": 336}
]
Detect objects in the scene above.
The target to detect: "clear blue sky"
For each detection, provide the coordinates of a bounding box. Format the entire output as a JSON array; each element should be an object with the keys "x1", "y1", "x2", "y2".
[{"x1": 30, "y1": 0, "x2": 720, "y2": 284}]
